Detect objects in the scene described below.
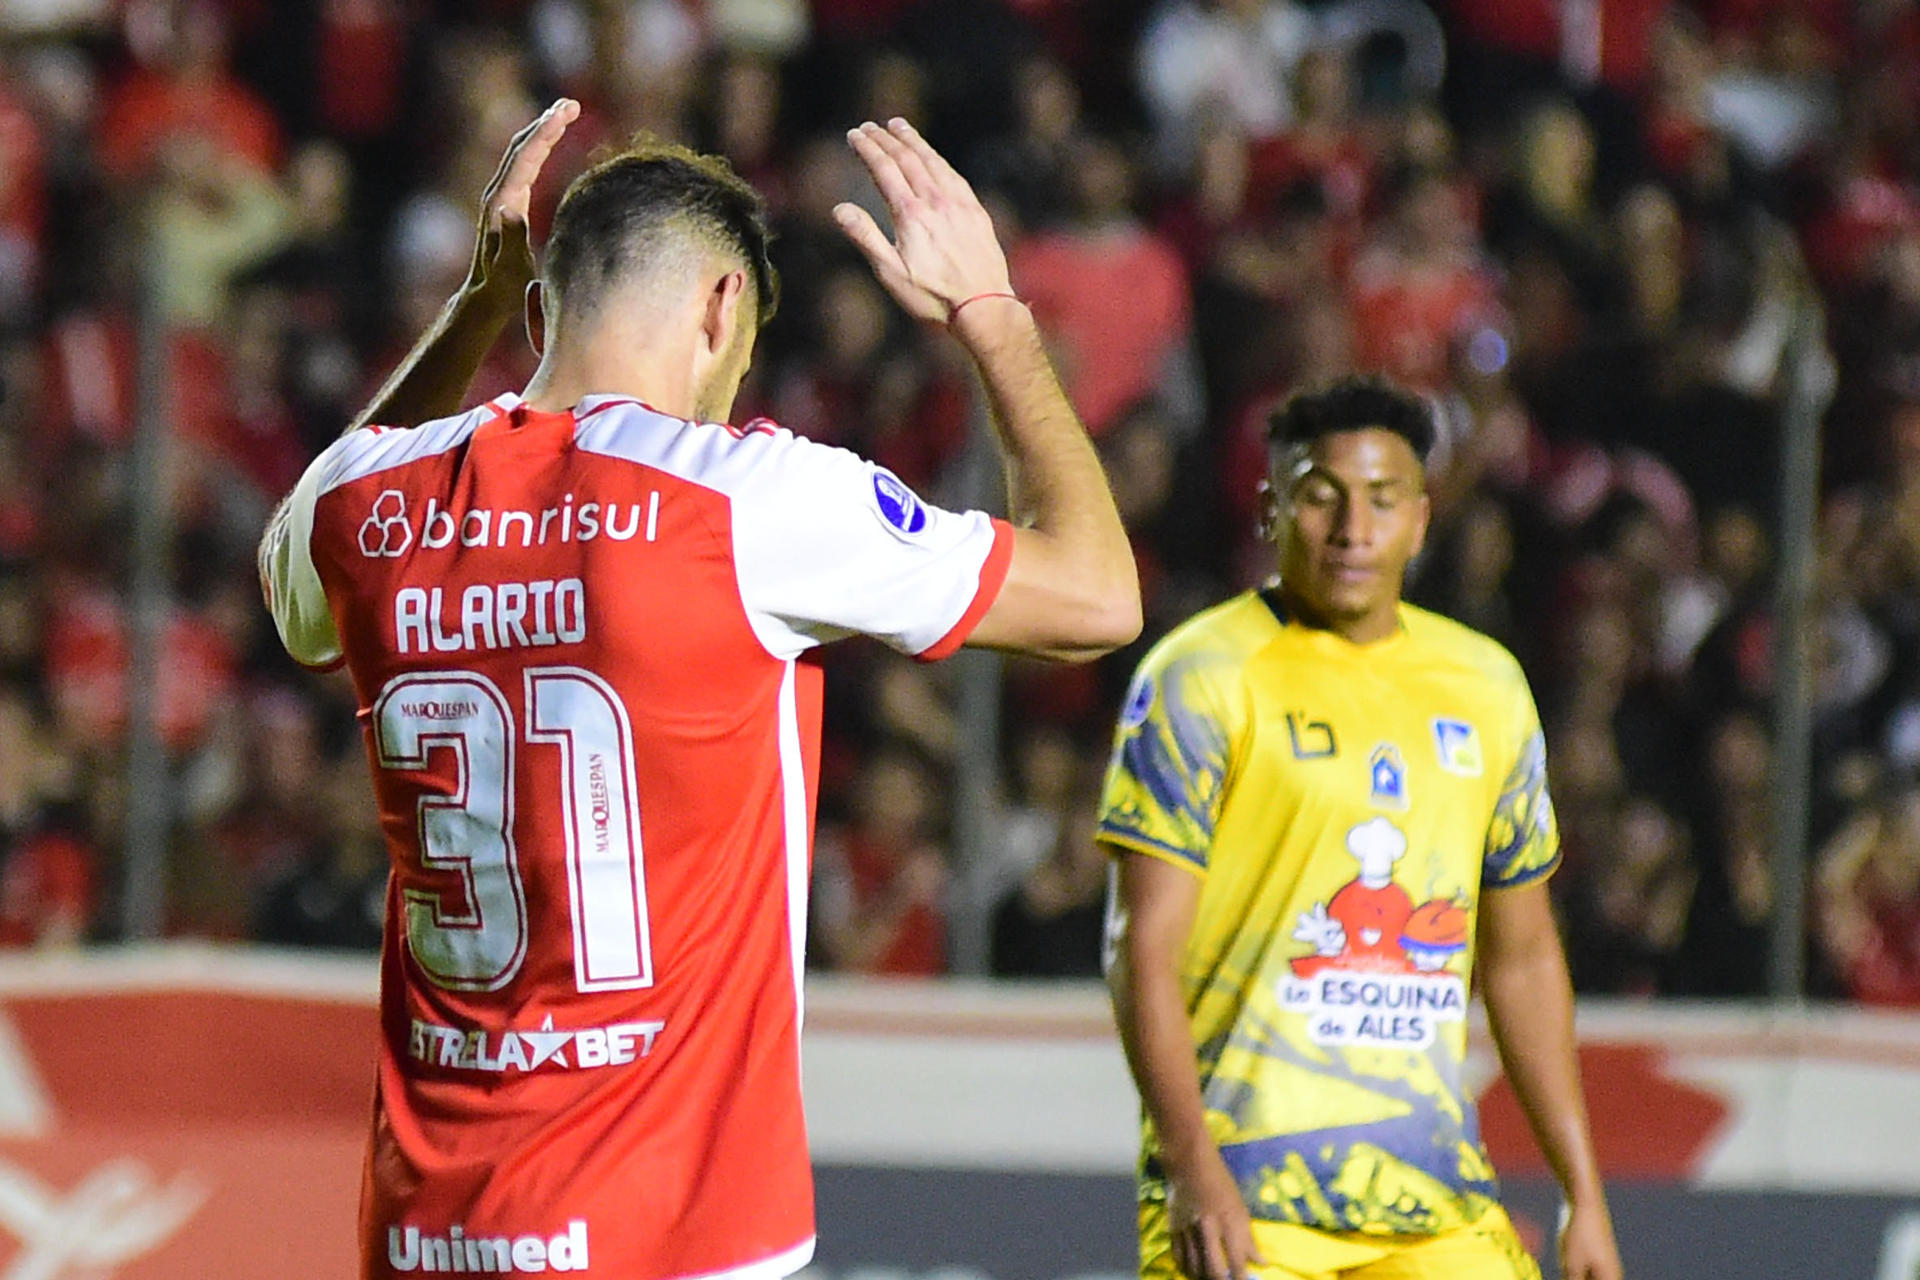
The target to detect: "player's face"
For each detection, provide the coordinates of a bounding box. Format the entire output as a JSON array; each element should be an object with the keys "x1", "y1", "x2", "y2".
[{"x1": 1270, "y1": 427, "x2": 1429, "y2": 643}]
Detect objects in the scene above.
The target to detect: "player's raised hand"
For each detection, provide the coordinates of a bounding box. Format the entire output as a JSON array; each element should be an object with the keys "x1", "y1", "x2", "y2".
[
  {"x1": 1559, "y1": 1198, "x2": 1623, "y2": 1280},
  {"x1": 836, "y1": 118, "x2": 1014, "y2": 326},
  {"x1": 468, "y1": 98, "x2": 581, "y2": 307},
  {"x1": 1166, "y1": 1151, "x2": 1267, "y2": 1280}
]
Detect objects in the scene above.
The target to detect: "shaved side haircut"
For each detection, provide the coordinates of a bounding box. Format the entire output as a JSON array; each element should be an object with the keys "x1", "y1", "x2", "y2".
[{"x1": 544, "y1": 136, "x2": 780, "y2": 326}]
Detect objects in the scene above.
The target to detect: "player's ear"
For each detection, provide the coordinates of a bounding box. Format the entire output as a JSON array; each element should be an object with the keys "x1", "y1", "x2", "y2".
[
  {"x1": 1410, "y1": 489, "x2": 1432, "y2": 556},
  {"x1": 524, "y1": 281, "x2": 547, "y2": 357},
  {"x1": 1255, "y1": 478, "x2": 1280, "y2": 542},
  {"x1": 703, "y1": 268, "x2": 750, "y2": 356}
]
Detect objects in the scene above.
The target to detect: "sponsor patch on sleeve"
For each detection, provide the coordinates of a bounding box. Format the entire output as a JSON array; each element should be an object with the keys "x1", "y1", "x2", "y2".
[
  {"x1": 870, "y1": 468, "x2": 930, "y2": 539},
  {"x1": 1120, "y1": 673, "x2": 1157, "y2": 729}
]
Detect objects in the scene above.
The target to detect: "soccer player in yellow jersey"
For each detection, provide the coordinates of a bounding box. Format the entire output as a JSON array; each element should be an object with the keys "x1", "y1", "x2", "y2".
[{"x1": 1099, "y1": 377, "x2": 1622, "y2": 1280}]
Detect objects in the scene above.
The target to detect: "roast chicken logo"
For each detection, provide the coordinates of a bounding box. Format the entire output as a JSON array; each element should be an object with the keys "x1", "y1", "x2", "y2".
[
  {"x1": 1290, "y1": 817, "x2": 1469, "y2": 978},
  {"x1": 1280, "y1": 818, "x2": 1472, "y2": 1049}
]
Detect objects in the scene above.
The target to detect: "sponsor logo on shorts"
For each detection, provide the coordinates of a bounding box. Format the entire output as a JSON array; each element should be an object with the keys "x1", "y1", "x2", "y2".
[{"x1": 388, "y1": 1219, "x2": 589, "y2": 1274}]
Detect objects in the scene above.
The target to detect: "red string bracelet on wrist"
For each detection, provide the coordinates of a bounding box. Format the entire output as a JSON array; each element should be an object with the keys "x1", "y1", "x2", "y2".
[{"x1": 948, "y1": 291, "x2": 1025, "y2": 323}]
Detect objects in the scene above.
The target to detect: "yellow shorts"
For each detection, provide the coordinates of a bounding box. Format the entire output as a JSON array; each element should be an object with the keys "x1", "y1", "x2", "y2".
[{"x1": 1139, "y1": 1199, "x2": 1541, "y2": 1280}]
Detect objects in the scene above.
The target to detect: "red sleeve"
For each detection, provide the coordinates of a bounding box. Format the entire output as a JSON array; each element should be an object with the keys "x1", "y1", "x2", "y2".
[{"x1": 916, "y1": 518, "x2": 1015, "y2": 662}]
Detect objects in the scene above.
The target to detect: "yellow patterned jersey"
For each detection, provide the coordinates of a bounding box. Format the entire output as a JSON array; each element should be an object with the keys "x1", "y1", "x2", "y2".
[{"x1": 1099, "y1": 589, "x2": 1559, "y2": 1238}]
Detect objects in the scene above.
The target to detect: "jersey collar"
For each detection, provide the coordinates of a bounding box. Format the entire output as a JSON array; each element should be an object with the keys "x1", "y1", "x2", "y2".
[{"x1": 1259, "y1": 584, "x2": 1411, "y2": 653}]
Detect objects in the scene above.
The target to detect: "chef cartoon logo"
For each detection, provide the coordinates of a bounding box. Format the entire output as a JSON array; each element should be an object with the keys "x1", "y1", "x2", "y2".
[{"x1": 1279, "y1": 817, "x2": 1470, "y2": 1049}]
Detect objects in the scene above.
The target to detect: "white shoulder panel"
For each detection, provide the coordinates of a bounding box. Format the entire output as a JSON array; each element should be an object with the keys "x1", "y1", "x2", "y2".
[
  {"x1": 572, "y1": 398, "x2": 1004, "y2": 662},
  {"x1": 257, "y1": 398, "x2": 506, "y2": 668},
  {"x1": 311, "y1": 398, "x2": 504, "y2": 497}
]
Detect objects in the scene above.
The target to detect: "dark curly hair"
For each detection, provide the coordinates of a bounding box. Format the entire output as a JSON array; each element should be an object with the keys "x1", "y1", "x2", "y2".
[{"x1": 1267, "y1": 376, "x2": 1435, "y2": 463}]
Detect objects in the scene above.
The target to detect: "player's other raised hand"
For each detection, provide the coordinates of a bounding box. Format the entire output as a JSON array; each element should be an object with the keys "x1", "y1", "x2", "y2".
[
  {"x1": 835, "y1": 118, "x2": 1014, "y2": 326},
  {"x1": 343, "y1": 97, "x2": 579, "y2": 434},
  {"x1": 468, "y1": 97, "x2": 581, "y2": 309}
]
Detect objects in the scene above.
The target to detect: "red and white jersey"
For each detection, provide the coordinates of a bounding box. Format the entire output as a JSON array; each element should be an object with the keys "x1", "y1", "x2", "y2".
[{"x1": 259, "y1": 393, "x2": 1012, "y2": 1280}]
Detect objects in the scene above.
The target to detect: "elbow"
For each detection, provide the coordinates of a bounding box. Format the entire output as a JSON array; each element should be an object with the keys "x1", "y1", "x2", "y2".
[
  {"x1": 1092, "y1": 591, "x2": 1145, "y2": 658},
  {"x1": 1055, "y1": 571, "x2": 1143, "y2": 663},
  {"x1": 1104, "y1": 578, "x2": 1145, "y2": 649}
]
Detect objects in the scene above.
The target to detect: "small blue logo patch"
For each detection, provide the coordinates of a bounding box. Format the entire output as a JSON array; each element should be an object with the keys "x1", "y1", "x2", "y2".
[
  {"x1": 1120, "y1": 674, "x2": 1156, "y2": 729},
  {"x1": 1369, "y1": 743, "x2": 1408, "y2": 809},
  {"x1": 871, "y1": 468, "x2": 928, "y2": 537},
  {"x1": 1434, "y1": 719, "x2": 1483, "y2": 776}
]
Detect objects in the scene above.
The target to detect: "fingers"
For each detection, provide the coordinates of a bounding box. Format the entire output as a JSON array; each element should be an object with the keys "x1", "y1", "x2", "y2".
[
  {"x1": 1170, "y1": 1220, "x2": 1232, "y2": 1280},
  {"x1": 1242, "y1": 1229, "x2": 1269, "y2": 1270},
  {"x1": 884, "y1": 117, "x2": 969, "y2": 197},
  {"x1": 487, "y1": 98, "x2": 581, "y2": 226},
  {"x1": 864, "y1": 119, "x2": 942, "y2": 201},
  {"x1": 1171, "y1": 1233, "x2": 1198, "y2": 1280},
  {"x1": 832, "y1": 202, "x2": 905, "y2": 279},
  {"x1": 483, "y1": 107, "x2": 549, "y2": 204},
  {"x1": 834, "y1": 202, "x2": 944, "y2": 323},
  {"x1": 1196, "y1": 1220, "x2": 1233, "y2": 1280},
  {"x1": 846, "y1": 123, "x2": 918, "y2": 213},
  {"x1": 1224, "y1": 1221, "x2": 1264, "y2": 1280}
]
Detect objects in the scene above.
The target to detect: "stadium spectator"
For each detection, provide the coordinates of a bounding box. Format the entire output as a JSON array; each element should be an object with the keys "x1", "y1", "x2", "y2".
[
  {"x1": 1137, "y1": 0, "x2": 1316, "y2": 173},
  {"x1": 1349, "y1": 162, "x2": 1500, "y2": 391},
  {"x1": 1010, "y1": 134, "x2": 1198, "y2": 437},
  {"x1": 815, "y1": 747, "x2": 952, "y2": 977},
  {"x1": 96, "y1": 0, "x2": 280, "y2": 183},
  {"x1": 989, "y1": 772, "x2": 1107, "y2": 979},
  {"x1": 1564, "y1": 795, "x2": 1698, "y2": 994},
  {"x1": 4, "y1": 0, "x2": 1920, "y2": 1006},
  {"x1": 1817, "y1": 780, "x2": 1920, "y2": 1005}
]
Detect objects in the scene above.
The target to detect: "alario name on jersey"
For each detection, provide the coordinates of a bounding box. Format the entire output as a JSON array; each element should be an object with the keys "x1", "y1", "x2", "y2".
[{"x1": 395, "y1": 579, "x2": 589, "y2": 655}]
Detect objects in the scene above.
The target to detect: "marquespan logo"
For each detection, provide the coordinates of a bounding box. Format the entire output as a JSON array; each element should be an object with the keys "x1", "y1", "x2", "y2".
[{"x1": 360, "y1": 490, "x2": 414, "y2": 558}]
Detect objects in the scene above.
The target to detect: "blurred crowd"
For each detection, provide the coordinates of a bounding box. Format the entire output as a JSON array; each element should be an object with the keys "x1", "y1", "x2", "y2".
[{"x1": 3, "y1": 0, "x2": 1920, "y2": 1002}]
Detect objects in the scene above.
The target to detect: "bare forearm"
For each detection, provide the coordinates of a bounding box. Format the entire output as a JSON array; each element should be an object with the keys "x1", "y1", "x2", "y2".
[
  {"x1": 953, "y1": 302, "x2": 1139, "y2": 650},
  {"x1": 1109, "y1": 947, "x2": 1216, "y2": 1175},
  {"x1": 955, "y1": 304, "x2": 1093, "y2": 518},
  {"x1": 1481, "y1": 941, "x2": 1605, "y2": 1201},
  {"x1": 349, "y1": 286, "x2": 520, "y2": 435}
]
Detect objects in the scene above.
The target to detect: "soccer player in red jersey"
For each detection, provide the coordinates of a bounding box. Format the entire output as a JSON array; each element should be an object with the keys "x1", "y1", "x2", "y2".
[{"x1": 258, "y1": 102, "x2": 1140, "y2": 1280}]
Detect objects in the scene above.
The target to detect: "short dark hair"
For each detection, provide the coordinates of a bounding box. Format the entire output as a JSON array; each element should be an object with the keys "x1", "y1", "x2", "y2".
[
  {"x1": 1267, "y1": 375, "x2": 1436, "y2": 463},
  {"x1": 545, "y1": 136, "x2": 779, "y2": 325}
]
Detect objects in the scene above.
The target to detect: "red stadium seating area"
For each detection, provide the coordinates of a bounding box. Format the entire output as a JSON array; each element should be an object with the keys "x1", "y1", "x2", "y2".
[{"x1": 0, "y1": 0, "x2": 1917, "y2": 999}]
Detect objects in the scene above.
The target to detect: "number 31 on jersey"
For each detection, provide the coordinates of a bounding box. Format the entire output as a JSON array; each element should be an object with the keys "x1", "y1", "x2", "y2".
[{"x1": 371, "y1": 666, "x2": 654, "y2": 994}]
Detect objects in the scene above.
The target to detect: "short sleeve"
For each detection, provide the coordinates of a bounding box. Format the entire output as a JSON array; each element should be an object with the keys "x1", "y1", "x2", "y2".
[
  {"x1": 258, "y1": 450, "x2": 344, "y2": 670},
  {"x1": 1097, "y1": 647, "x2": 1235, "y2": 875},
  {"x1": 729, "y1": 431, "x2": 1013, "y2": 661},
  {"x1": 1482, "y1": 685, "x2": 1560, "y2": 888}
]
